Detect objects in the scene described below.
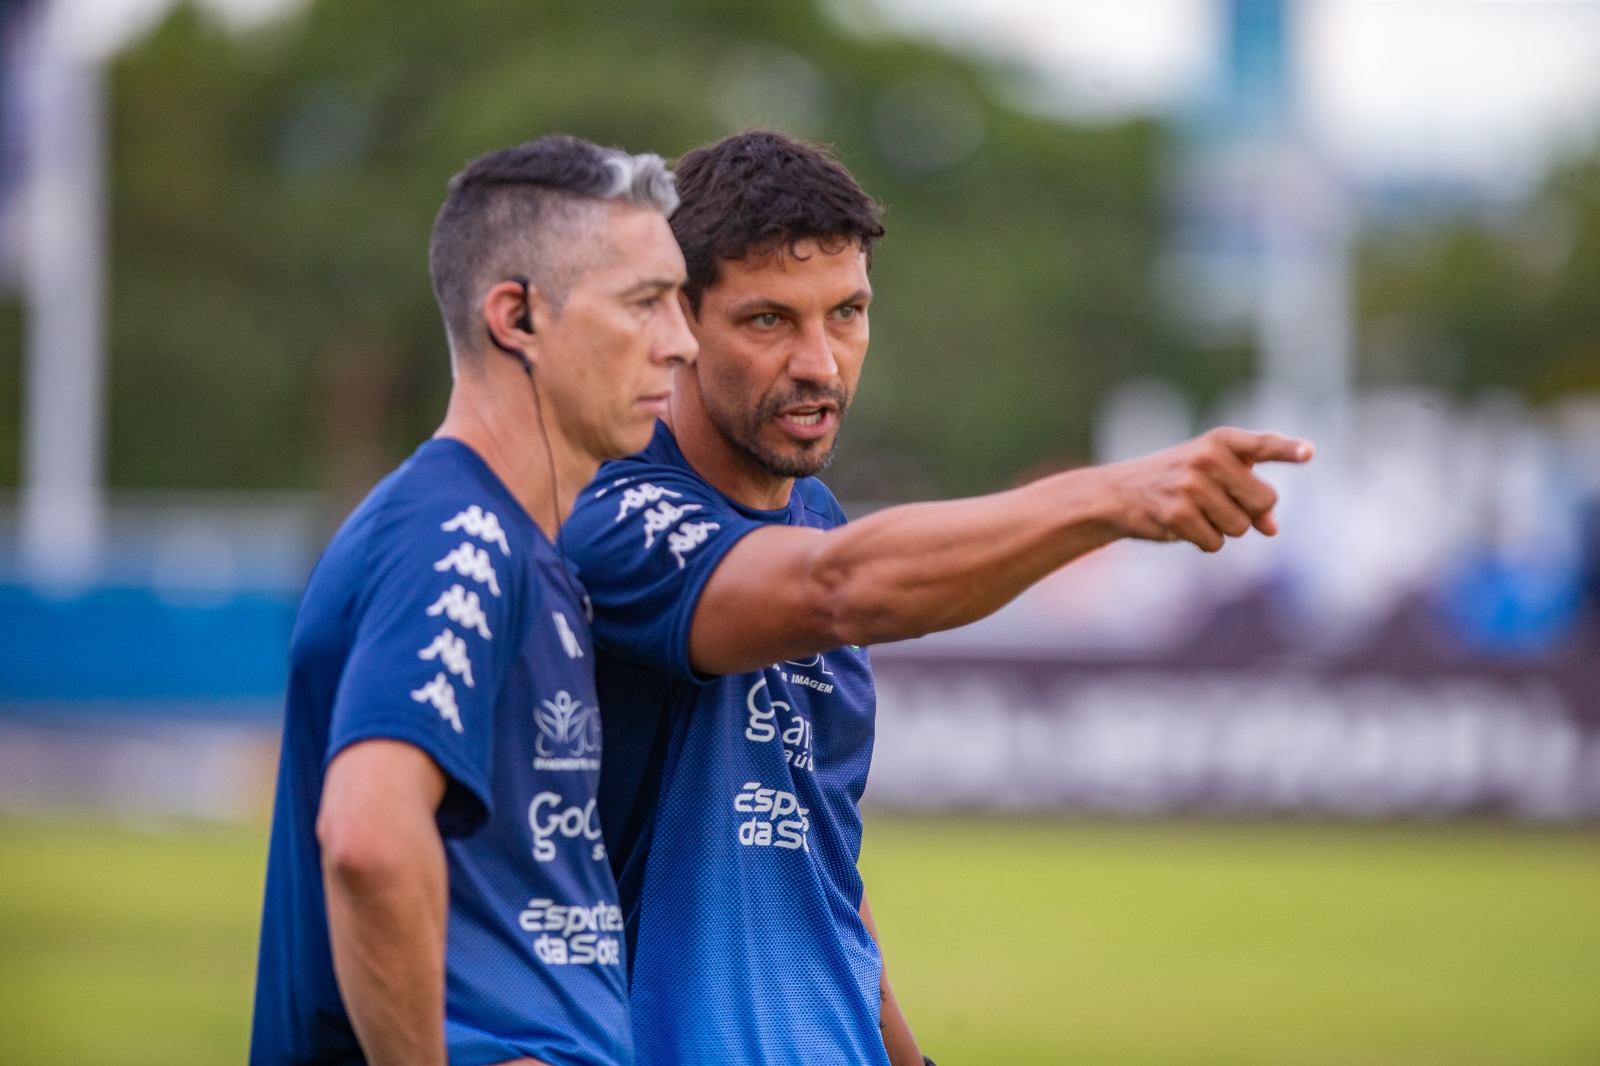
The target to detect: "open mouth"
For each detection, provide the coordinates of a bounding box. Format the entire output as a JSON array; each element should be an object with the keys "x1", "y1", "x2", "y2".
[{"x1": 776, "y1": 404, "x2": 836, "y2": 439}]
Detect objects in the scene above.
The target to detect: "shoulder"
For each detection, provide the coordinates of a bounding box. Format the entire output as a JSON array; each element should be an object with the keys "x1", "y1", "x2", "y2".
[
  {"x1": 368, "y1": 441, "x2": 530, "y2": 550},
  {"x1": 792, "y1": 476, "x2": 848, "y2": 530},
  {"x1": 566, "y1": 458, "x2": 735, "y2": 583},
  {"x1": 320, "y1": 442, "x2": 531, "y2": 613},
  {"x1": 567, "y1": 427, "x2": 738, "y2": 549}
]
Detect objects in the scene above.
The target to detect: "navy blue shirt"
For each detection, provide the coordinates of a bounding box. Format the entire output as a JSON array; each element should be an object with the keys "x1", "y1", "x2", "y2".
[
  {"x1": 566, "y1": 423, "x2": 884, "y2": 1066},
  {"x1": 251, "y1": 438, "x2": 631, "y2": 1066}
]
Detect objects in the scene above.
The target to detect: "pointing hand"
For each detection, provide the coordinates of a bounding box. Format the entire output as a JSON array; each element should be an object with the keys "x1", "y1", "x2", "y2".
[{"x1": 1107, "y1": 427, "x2": 1314, "y2": 552}]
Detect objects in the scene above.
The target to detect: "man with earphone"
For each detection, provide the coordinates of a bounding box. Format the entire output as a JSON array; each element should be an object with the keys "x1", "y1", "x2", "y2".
[{"x1": 251, "y1": 135, "x2": 697, "y2": 1066}]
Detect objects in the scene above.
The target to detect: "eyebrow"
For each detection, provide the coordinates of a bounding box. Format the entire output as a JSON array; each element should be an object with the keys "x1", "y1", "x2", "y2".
[
  {"x1": 727, "y1": 289, "x2": 873, "y2": 318},
  {"x1": 620, "y1": 277, "x2": 684, "y2": 298}
]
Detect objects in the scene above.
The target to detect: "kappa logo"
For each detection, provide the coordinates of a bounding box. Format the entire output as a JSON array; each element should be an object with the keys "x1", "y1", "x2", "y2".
[
  {"x1": 614, "y1": 482, "x2": 683, "y2": 522},
  {"x1": 411, "y1": 673, "x2": 462, "y2": 733},
  {"x1": 534, "y1": 690, "x2": 601, "y2": 771},
  {"x1": 433, "y1": 541, "x2": 501, "y2": 596},
  {"x1": 640, "y1": 500, "x2": 702, "y2": 549},
  {"x1": 552, "y1": 611, "x2": 583, "y2": 659},
  {"x1": 441, "y1": 505, "x2": 510, "y2": 556},
  {"x1": 418, "y1": 628, "x2": 474, "y2": 688},
  {"x1": 668, "y1": 521, "x2": 720, "y2": 569},
  {"x1": 426, "y1": 584, "x2": 492, "y2": 640}
]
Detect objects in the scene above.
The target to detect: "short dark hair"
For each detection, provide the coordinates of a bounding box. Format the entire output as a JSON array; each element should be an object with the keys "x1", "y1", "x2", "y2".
[
  {"x1": 429, "y1": 134, "x2": 677, "y2": 362},
  {"x1": 671, "y1": 130, "x2": 885, "y2": 312}
]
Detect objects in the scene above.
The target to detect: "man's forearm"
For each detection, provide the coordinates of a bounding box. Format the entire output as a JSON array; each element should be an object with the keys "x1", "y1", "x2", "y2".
[
  {"x1": 690, "y1": 428, "x2": 1310, "y2": 675},
  {"x1": 693, "y1": 466, "x2": 1119, "y2": 673},
  {"x1": 320, "y1": 741, "x2": 451, "y2": 1066},
  {"x1": 324, "y1": 842, "x2": 449, "y2": 1066},
  {"x1": 860, "y1": 893, "x2": 924, "y2": 1066},
  {"x1": 812, "y1": 464, "x2": 1123, "y2": 644}
]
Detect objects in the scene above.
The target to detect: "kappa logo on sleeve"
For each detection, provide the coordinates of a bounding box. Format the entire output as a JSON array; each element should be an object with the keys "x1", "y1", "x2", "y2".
[
  {"x1": 614, "y1": 482, "x2": 683, "y2": 521},
  {"x1": 411, "y1": 673, "x2": 463, "y2": 733},
  {"x1": 640, "y1": 500, "x2": 702, "y2": 549},
  {"x1": 425, "y1": 585, "x2": 492, "y2": 640},
  {"x1": 418, "y1": 628, "x2": 474, "y2": 688},
  {"x1": 433, "y1": 542, "x2": 501, "y2": 596},
  {"x1": 441, "y1": 505, "x2": 510, "y2": 556},
  {"x1": 667, "y1": 521, "x2": 720, "y2": 568}
]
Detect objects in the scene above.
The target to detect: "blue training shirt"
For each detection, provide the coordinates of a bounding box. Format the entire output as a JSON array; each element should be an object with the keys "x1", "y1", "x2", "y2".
[
  {"x1": 565, "y1": 422, "x2": 885, "y2": 1066},
  {"x1": 251, "y1": 438, "x2": 631, "y2": 1066}
]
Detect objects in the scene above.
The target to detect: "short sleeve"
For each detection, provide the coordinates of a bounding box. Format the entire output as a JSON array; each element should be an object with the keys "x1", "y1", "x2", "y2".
[
  {"x1": 327, "y1": 494, "x2": 521, "y2": 837},
  {"x1": 565, "y1": 467, "x2": 764, "y2": 681}
]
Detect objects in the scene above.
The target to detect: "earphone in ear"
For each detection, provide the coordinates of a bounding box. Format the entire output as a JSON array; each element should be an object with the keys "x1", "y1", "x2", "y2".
[
  {"x1": 510, "y1": 275, "x2": 533, "y2": 334},
  {"x1": 486, "y1": 275, "x2": 535, "y2": 373}
]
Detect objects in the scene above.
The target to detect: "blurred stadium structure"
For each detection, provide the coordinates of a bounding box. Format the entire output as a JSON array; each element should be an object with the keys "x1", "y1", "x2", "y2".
[
  {"x1": 0, "y1": 0, "x2": 1597, "y2": 820},
  {"x1": 872, "y1": 0, "x2": 1600, "y2": 817},
  {"x1": 871, "y1": 384, "x2": 1600, "y2": 816}
]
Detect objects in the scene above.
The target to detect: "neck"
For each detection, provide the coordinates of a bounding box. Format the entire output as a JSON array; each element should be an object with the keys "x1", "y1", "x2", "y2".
[
  {"x1": 665, "y1": 365, "x2": 794, "y2": 512},
  {"x1": 435, "y1": 356, "x2": 597, "y2": 540}
]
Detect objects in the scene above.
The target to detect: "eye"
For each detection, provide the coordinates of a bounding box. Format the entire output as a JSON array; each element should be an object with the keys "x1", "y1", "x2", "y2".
[
  {"x1": 636, "y1": 294, "x2": 663, "y2": 310},
  {"x1": 833, "y1": 305, "x2": 861, "y2": 321},
  {"x1": 751, "y1": 312, "x2": 782, "y2": 328}
]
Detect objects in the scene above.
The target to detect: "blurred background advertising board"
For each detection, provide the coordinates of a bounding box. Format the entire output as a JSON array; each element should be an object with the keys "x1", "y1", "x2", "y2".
[{"x1": 0, "y1": 0, "x2": 1597, "y2": 820}]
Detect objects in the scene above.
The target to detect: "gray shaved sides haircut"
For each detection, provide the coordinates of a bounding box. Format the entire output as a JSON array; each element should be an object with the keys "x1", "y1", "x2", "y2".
[{"x1": 429, "y1": 135, "x2": 678, "y2": 365}]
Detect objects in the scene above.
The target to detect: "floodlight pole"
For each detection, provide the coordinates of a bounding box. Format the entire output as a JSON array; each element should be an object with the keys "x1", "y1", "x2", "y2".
[{"x1": 18, "y1": 0, "x2": 106, "y2": 584}]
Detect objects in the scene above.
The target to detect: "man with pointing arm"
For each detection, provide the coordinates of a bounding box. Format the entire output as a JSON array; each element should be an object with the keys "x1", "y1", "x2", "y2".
[{"x1": 564, "y1": 130, "x2": 1311, "y2": 1066}]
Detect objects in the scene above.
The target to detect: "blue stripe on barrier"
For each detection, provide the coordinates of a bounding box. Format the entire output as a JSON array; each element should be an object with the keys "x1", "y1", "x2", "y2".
[{"x1": 0, "y1": 583, "x2": 299, "y2": 703}]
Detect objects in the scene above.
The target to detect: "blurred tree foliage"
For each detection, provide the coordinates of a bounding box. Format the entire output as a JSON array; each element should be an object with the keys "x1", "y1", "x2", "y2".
[
  {"x1": 1357, "y1": 153, "x2": 1600, "y2": 401},
  {"x1": 0, "y1": 0, "x2": 1221, "y2": 501}
]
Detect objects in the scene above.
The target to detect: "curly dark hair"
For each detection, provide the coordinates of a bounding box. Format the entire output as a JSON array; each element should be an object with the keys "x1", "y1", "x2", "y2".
[{"x1": 671, "y1": 130, "x2": 885, "y2": 312}]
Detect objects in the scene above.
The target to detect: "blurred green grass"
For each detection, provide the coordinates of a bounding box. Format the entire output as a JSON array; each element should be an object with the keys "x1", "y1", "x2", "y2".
[
  {"x1": 863, "y1": 817, "x2": 1600, "y2": 1066},
  {"x1": 0, "y1": 814, "x2": 1596, "y2": 1065},
  {"x1": 0, "y1": 816, "x2": 268, "y2": 1066}
]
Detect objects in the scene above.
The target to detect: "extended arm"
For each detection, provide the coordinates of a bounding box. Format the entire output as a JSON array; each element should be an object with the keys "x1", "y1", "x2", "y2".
[
  {"x1": 690, "y1": 427, "x2": 1313, "y2": 674},
  {"x1": 318, "y1": 739, "x2": 451, "y2": 1066},
  {"x1": 860, "y1": 892, "x2": 923, "y2": 1066}
]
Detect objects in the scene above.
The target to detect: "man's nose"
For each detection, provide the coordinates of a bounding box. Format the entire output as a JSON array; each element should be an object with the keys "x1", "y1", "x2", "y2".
[
  {"x1": 655, "y1": 296, "x2": 699, "y2": 367},
  {"x1": 788, "y1": 321, "x2": 838, "y2": 383}
]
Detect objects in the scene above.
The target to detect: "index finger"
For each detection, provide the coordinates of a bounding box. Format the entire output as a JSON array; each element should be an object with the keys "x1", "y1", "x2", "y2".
[{"x1": 1214, "y1": 428, "x2": 1314, "y2": 466}]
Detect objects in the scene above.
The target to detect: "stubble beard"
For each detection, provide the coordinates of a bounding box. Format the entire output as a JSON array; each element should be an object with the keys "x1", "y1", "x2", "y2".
[{"x1": 710, "y1": 382, "x2": 851, "y2": 481}]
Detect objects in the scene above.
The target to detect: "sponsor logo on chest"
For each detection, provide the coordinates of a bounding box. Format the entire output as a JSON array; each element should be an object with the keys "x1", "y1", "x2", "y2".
[
  {"x1": 527, "y1": 791, "x2": 606, "y2": 864},
  {"x1": 744, "y1": 676, "x2": 815, "y2": 772},
  {"x1": 733, "y1": 781, "x2": 811, "y2": 851},
  {"x1": 533, "y1": 690, "x2": 601, "y2": 772},
  {"x1": 518, "y1": 898, "x2": 623, "y2": 967}
]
